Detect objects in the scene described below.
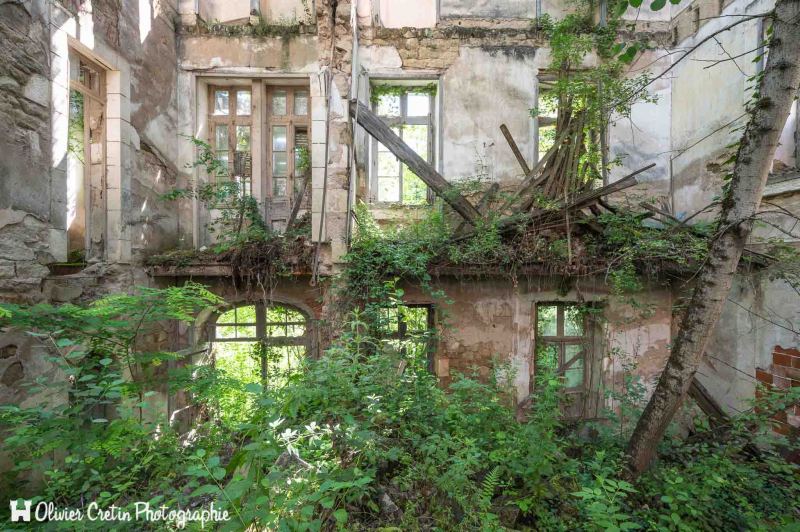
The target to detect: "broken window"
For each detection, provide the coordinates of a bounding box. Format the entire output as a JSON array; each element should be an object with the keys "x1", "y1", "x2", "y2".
[
  {"x1": 209, "y1": 86, "x2": 253, "y2": 196},
  {"x1": 535, "y1": 303, "x2": 594, "y2": 418},
  {"x1": 379, "y1": 304, "x2": 436, "y2": 372},
  {"x1": 212, "y1": 303, "x2": 308, "y2": 386},
  {"x1": 67, "y1": 51, "x2": 106, "y2": 263},
  {"x1": 535, "y1": 74, "x2": 558, "y2": 162},
  {"x1": 370, "y1": 83, "x2": 435, "y2": 205}
]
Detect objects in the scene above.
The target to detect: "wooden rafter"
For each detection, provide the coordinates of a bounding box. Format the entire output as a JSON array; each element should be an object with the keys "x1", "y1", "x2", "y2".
[{"x1": 349, "y1": 101, "x2": 481, "y2": 226}]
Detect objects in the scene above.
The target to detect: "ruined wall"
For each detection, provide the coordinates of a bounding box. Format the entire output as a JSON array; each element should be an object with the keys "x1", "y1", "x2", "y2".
[
  {"x1": 669, "y1": 0, "x2": 770, "y2": 217},
  {"x1": 401, "y1": 276, "x2": 673, "y2": 412},
  {"x1": 358, "y1": 21, "x2": 547, "y2": 188},
  {"x1": 0, "y1": 1, "x2": 57, "y2": 303}
]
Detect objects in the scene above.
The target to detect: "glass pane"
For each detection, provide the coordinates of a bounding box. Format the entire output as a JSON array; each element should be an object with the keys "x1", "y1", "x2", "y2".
[
  {"x1": 402, "y1": 168, "x2": 427, "y2": 205},
  {"x1": 537, "y1": 305, "x2": 558, "y2": 337},
  {"x1": 294, "y1": 91, "x2": 309, "y2": 115},
  {"x1": 236, "y1": 325, "x2": 257, "y2": 338},
  {"x1": 294, "y1": 129, "x2": 309, "y2": 177},
  {"x1": 273, "y1": 177, "x2": 287, "y2": 197},
  {"x1": 564, "y1": 306, "x2": 584, "y2": 336},
  {"x1": 272, "y1": 90, "x2": 287, "y2": 116},
  {"x1": 407, "y1": 92, "x2": 430, "y2": 116},
  {"x1": 272, "y1": 126, "x2": 287, "y2": 151},
  {"x1": 215, "y1": 125, "x2": 229, "y2": 150},
  {"x1": 216, "y1": 152, "x2": 229, "y2": 171},
  {"x1": 375, "y1": 93, "x2": 400, "y2": 117},
  {"x1": 273, "y1": 152, "x2": 288, "y2": 176},
  {"x1": 378, "y1": 151, "x2": 400, "y2": 177},
  {"x1": 404, "y1": 125, "x2": 429, "y2": 160},
  {"x1": 404, "y1": 307, "x2": 429, "y2": 332},
  {"x1": 377, "y1": 177, "x2": 400, "y2": 203},
  {"x1": 563, "y1": 344, "x2": 584, "y2": 388},
  {"x1": 536, "y1": 343, "x2": 558, "y2": 371},
  {"x1": 236, "y1": 90, "x2": 251, "y2": 115},
  {"x1": 214, "y1": 90, "x2": 229, "y2": 115},
  {"x1": 236, "y1": 125, "x2": 251, "y2": 152}
]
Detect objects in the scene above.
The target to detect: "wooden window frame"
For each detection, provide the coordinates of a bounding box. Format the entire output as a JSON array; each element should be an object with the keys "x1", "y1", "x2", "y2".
[
  {"x1": 265, "y1": 86, "x2": 310, "y2": 202},
  {"x1": 208, "y1": 86, "x2": 254, "y2": 196},
  {"x1": 535, "y1": 302, "x2": 595, "y2": 417},
  {"x1": 67, "y1": 50, "x2": 106, "y2": 259},
  {"x1": 370, "y1": 86, "x2": 435, "y2": 205},
  {"x1": 211, "y1": 303, "x2": 309, "y2": 381},
  {"x1": 380, "y1": 304, "x2": 436, "y2": 373}
]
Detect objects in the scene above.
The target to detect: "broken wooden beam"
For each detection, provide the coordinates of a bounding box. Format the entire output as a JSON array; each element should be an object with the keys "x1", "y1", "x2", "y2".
[
  {"x1": 286, "y1": 171, "x2": 310, "y2": 231},
  {"x1": 500, "y1": 124, "x2": 531, "y2": 176},
  {"x1": 454, "y1": 182, "x2": 500, "y2": 236},
  {"x1": 350, "y1": 100, "x2": 481, "y2": 225},
  {"x1": 689, "y1": 377, "x2": 728, "y2": 427}
]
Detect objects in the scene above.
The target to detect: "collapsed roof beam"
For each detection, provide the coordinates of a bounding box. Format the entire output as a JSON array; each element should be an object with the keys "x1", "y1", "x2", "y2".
[{"x1": 349, "y1": 100, "x2": 482, "y2": 226}]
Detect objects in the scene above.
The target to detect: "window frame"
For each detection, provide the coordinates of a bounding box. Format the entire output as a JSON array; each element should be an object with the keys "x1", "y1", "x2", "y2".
[
  {"x1": 67, "y1": 50, "x2": 107, "y2": 260},
  {"x1": 379, "y1": 304, "x2": 436, "y2": 373},
  {"x1": 370, "y1": 85, "x2": 436, "y2": 205},
  {"x1": 208, "y1": 86, "x2": 254, "y2": 197},
  {"x1": 535, "y1": 302, "x2": 595, "y2": 418},
  {"x1": 211, "y1": 303, "x2": 310, "y2": 382},
  {"x1": 265, "y1": 86, "x2": 310, "y2": 202}
]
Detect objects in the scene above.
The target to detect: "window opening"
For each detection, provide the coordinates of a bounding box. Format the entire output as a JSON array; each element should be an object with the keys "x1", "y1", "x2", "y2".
[
  {"x1": 210, "y1": 303, "x2": 308, "y2": 425},
  {"x1": 371, "y1": 85, "x2": 435, "y2": 205},
  {"x1": 379, "y1": 304, "x2": 436, "y2": 372},
  {"x1": 209, "y1": 86, "x2": 253, "y2": 197},
  {"x1": 535, "y1": 303, "x2": 593, "y2": 418},
  {"x1": 67, "y1": 51, "x2": 106, "y2": 263}
]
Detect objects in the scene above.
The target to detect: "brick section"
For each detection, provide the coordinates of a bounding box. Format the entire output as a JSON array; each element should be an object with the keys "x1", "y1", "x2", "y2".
[{"x1": 754, "y1": 346, "x2": 800, "y2": 445}]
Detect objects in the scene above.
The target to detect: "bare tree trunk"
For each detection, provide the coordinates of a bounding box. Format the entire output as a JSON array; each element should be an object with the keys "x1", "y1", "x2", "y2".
[{"x1": 626, "y1": 0, "x2": 800, "y2": 476}]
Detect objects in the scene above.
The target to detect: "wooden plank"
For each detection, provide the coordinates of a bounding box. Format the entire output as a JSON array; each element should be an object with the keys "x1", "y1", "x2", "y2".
[
  {"x1": 286, "y1": 172, "x2": 310, "y2": 231},
  {"x1": 454, "y1": 182, "x2": 500, "y2": 236},
  {"x1": 500, "y1": 124, "x2": 531, "y2": 175},
  {"x1": 350, "y1": 101, "x2": 481, "y2": 225},
  {"x1": 689, "y1": 377, "x2": 728, "y2": 427}
]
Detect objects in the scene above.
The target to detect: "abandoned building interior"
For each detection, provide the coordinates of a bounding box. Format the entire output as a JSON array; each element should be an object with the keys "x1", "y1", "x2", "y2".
[{"x1": 1, "y1": 0, "x2": 799, "y2": 526}]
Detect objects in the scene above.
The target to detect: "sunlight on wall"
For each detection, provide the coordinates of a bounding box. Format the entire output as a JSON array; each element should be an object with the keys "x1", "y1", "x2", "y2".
[{"x1": 139, "y1": 0, "x2": 153, "y2": 43}]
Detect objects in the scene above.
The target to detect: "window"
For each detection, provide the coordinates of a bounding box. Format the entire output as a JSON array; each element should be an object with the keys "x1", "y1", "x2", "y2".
[
  {"x1": 209, "y1": 86, "x2": 253, "y2": 196},
  {"x1": 212, "y1": 303, "x2": 308, "y2": 384},
  {"x1": 535, "y1": 74, "x2": 558, "y2": 162},
  {"x1": 371, "y1": 84, "x2": 435, "y2": 205},
  {"x1": 535, "y1": 303, "x2": 593, "y2": 418},
  {"x1": 379, "y1": 304, "x2": 436, "y2": 372},
  {"x1": 266, "y1": 86, "x2": 310, "y2": 200},
  {"x1": 67, "y1": 51, "x2": 106, "y2": 263}
]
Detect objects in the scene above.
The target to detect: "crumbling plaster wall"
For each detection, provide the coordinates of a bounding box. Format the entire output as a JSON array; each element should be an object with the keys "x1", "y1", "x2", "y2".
[
  {"x1": 669, "y1": 0, "x2": 771, "y2": 218},
  {"x1": 0, "y1": 0, "x2": 183, "y2": 304},
  {"x1": 357, "y1": 21, "x2": 548, "y2": 187},
  {"x1": 177, "y1": 0, "x2": 353, "y2": 266},
  {"x1": 401, "y1": 276, "x2": 673, "y2": 411}
]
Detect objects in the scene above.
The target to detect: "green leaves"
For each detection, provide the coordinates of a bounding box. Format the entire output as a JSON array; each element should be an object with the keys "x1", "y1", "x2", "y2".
[{"x1": 650, "y1": 0, "x2": 667, "y2": 10}]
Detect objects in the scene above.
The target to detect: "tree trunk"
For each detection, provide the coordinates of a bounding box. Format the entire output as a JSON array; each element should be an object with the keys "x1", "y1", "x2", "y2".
[{"x1": 626, "y1": 0, "x2": 800, "y2": 476}]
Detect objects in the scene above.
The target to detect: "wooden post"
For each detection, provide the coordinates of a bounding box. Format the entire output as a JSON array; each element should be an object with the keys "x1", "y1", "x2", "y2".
[
  {"x1": 349, "y1": 101, "x2": 481, "y2": 225},
  {"x1": 500, "y1": 124, "x2": 531, "y2": 176}
]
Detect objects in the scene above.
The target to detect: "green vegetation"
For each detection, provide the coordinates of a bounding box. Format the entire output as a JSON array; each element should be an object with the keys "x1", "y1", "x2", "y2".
[{"x1": 1, "y1": 285, "x2": 798, "y2": 530}]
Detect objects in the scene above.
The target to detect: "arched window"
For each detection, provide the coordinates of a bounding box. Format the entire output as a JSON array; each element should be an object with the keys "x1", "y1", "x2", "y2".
[{"x1": 211, "y1": 303, "x2": 308, "y2": 387}]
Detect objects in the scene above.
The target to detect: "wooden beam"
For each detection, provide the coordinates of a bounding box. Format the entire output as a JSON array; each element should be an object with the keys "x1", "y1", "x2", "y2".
[
  {"x1": 454, "y1": 182, "x2": 500, "y2": 236},
  {"x1": 500, "y1": 124, "x2": 531, "y2": 176},
  {"x1": 286, "y1": 171, "x2": 310, "y2": 231},
  {"x1": 349, "y1": 101, "x2": 481, "y2": 225},
  {"x1": 689, "y1": 377, "x2": 728, "y2": 427}
]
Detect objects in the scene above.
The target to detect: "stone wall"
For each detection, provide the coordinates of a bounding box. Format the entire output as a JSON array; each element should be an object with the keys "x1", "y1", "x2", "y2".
[{"x1": 0, "y1": 2, "x2": 56, "y2": 303}]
